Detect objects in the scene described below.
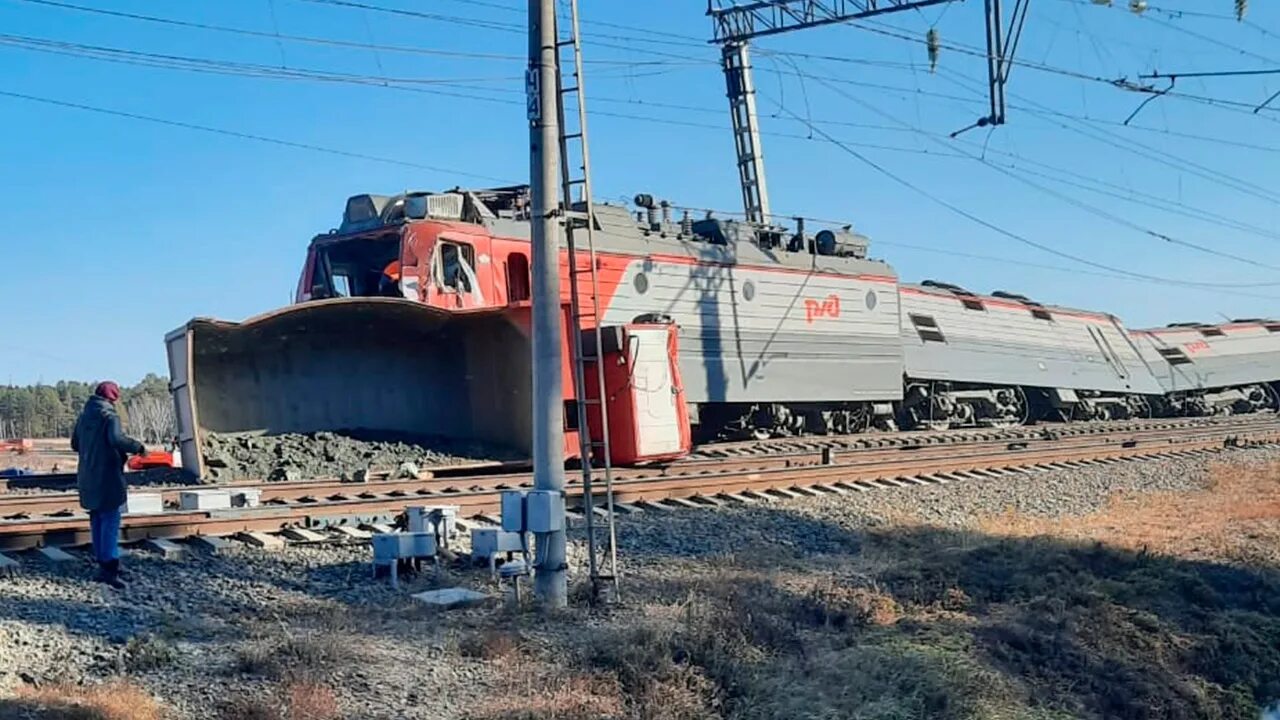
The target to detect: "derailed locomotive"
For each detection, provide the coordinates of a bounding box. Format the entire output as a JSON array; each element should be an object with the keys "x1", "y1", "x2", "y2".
[{"x1": 165, "y1": 185, "x2": 1280, "y2": 473}]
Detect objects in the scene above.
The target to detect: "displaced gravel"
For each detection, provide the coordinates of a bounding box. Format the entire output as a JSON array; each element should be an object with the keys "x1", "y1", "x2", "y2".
[
  {"x1": 1, "y1": 445, "x2": 1277, "y2": 718},
  {"x1": 201, "y1": 430, "x2": 521, "y2": 482}
]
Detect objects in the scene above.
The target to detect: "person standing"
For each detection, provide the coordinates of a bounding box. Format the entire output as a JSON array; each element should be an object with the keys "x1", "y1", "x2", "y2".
[{"x1": 71, "y1": 381, "x2": 145, "y2": 589}]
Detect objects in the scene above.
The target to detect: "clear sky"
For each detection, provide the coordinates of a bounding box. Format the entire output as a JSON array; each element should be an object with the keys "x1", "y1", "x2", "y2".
[{"x1": 2, "y1": 0, "x2": 1278, "y2": 386}]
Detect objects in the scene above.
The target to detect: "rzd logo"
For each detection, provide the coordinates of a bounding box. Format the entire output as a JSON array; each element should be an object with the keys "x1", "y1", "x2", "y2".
[{"x1": 804, "y1": 294, "x2": 840, "y2": 324}]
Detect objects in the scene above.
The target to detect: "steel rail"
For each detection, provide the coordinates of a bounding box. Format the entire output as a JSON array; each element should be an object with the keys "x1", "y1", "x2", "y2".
[
  {"x1": 1, "y1": 420, "x2": 1277, "y2": 551},
  {"x1": 3, "y1": 419, "x2": 1274, "y2": 518}
]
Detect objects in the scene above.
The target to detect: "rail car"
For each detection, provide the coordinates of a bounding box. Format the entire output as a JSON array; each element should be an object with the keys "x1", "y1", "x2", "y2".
[
  {"x1": 1130, "y1": 320, "x2": 1280, "y2": 416},
  {"x1": 165, "y1": 185, "x2": 1280, "y2": 475}
]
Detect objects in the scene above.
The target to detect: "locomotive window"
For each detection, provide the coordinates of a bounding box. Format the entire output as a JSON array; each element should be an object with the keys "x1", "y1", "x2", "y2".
[
  {"x1": 960, "y1": 298, "x2": 985, "y2": 312},
  {"x1": 1198, "y1": 327, "x2": 1226, "y2": 337},
  {"x1": 435, "y1": 241, "x2": 476, "y2": 292},
  {"x1": 1031, "y1": 308, "x2": 1053, "y2": 321},
  {"x1": 1157, "y1": 347, "x2": 1193, "y2": 366},
  {"x1": 1267, "y1": 323, "x2": 1280, "y2": 333},
  {"x1": 909, "y1": 314, "x2": 946, "y2": 343},
  {"x1": 506, "y1": 252, "x2": 530, "y2": 302}
]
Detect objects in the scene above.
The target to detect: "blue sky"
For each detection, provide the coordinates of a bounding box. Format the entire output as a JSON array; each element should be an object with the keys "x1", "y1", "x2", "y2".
[{"x1": 2, "y1": 0, "x2": 1278, "y2": 386}]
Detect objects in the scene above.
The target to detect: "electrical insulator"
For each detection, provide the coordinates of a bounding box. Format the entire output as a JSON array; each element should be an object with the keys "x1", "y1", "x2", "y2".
[
  {"x1": 1129, "y1": 0, "x2": 1147, "y2": 13},
  {"x1": 926, "y1": 28, "x2": 940, "y2": 73},
  {"x1": 1235, "y1": 0, "x2": 1247, "y2": 20}
]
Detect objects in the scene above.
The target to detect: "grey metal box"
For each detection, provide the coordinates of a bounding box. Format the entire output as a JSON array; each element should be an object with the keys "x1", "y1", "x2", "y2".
[
  {"x1": 179, "y1": 489, "x2": 232, "y2": 511},
  {"x1": 233, "y1": 489, "x2": 262, "y2": 508},
  {"x1": 471, "y1": 528, "x2": 526, "y2": 558},
  {"x1": 372, "y1": 531, "x2": 437, "y2": 562},
  {"x1": 525, "y1": 491, "x2": 564, "y2": 533},
  {"x1": 406, "y1": 531, "x2": 437, "y2": 558},
  {"x1": 406, "y1": 505, "x2": 459, "y2": 535},
  {"x1": 371, "y1": 533, "x2": 403, "y2": 563},
  {"x1": 500, "y1": 491, "x2": 527, "y2": 533},
  {"x1": 124, "y1": 493, "x2": 164, "y2": 515}
]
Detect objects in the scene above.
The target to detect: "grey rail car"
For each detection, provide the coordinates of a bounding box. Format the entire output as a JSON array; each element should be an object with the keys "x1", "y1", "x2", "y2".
[
  {"x1": 482, "y1": 201, "x2": 908, "y2": 438},
  {"x1": 1131, "y1": 320, "x2": 1280, "y2": 416},
  {"x1": 897, "y1": 282, "x2": 1165, "y2": 428}
]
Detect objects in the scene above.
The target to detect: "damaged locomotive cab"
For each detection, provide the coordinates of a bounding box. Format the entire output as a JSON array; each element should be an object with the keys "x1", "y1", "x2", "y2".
[
  {"x1": 166, "y1": 299, "x2": 530, "y2": 478},
  {"x1": 309, "y1": 231, "x2": 404, "y2": 300}
]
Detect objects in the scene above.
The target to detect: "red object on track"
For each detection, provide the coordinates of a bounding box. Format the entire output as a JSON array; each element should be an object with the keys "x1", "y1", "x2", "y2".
[
  {"x1": 1, "y1": 439, "x2": 33, "y2": 454},
  {"x1": 127, "y1": 450, "x2": 174, "y2": 471}
]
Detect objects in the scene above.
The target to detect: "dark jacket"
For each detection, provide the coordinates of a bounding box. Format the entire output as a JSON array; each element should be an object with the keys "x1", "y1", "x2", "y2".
[{"x1": 71, "y1": 395, "x2": 145, "y2": 512}]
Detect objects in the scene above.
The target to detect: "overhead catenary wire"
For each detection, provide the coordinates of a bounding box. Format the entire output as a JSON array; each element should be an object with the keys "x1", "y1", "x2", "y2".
[
  {"x1": 8, "y1": 22, "x2": 1277, "y2": 250},
  {"x1": 781, "y1": 76, "x2": 1280, "y2": 272},
  {"x1": 0, "y1": 89, "x2": 516, "y2": 182},
  {"x1": 12, "y1": 0, "x2": 1280, "y2": 292},
  {"x1": 762, "y1": 93, "x2": 1280, "y2": 291},
  {"x1": 847, "y1": 18, "x2": 1280, "y2": 121},
  {"x1": 934, "y1": 67, "x2": 1280, "y2": 206},
  {"x1": 6, "y1": 0, "x2": 697, "y2": 68},
  {"x1": 665, "y1": 202, "x2": 1280, "y2": 302}
]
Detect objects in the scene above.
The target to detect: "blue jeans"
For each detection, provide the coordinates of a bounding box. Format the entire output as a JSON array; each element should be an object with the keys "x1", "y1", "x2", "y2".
[{"x1": 88, "y1": 508, "x2": 122, "y2": 563}]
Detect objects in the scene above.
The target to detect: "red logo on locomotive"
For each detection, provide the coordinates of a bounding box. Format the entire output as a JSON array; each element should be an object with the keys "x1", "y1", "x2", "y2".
[
  {"x1": 804, "y1": 294, "x2": 841, "y2": 324},
  {"x1": 1184, "y1": 340, "x2": 1211, "y2": 354}
]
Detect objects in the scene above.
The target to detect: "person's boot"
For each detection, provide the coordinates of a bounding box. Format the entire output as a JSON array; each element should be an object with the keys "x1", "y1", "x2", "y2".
[
  {"x1": 93, "y1": 560, "x2": 126, "y2": 590},
  {"x1": 115, "y1": 560, "x2": 132, "y2": 582}
]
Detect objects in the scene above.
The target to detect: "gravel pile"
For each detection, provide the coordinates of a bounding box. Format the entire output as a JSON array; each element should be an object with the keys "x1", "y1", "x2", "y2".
[{"x1": 201, "y1": 431, "x2": 521, "y2": 482}]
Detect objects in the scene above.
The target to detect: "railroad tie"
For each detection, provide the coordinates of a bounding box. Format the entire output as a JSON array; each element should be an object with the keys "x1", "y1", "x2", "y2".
[
  {"x1": 238, "y1": 531, "x2": 285, "y2": 551},
  {"x1": 143, "y1": 538, "x2": 187, "y2": 560},
  {"x1": 36, "y1": 546, "x2": 76, "y2": 564}
]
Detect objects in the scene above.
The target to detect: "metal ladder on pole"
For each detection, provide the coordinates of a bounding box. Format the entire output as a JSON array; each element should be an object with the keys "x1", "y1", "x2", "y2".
[{"x1": 553, "y1": 0, "x2": 619, "y2": 600}]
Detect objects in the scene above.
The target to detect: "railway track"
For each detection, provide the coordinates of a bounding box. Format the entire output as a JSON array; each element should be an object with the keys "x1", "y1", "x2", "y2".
[{"x1": 2, "y1": 415, "x2": 1278, "y2": 551}]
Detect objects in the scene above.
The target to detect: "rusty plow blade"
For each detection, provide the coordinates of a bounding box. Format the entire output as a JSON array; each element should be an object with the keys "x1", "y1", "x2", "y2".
[{"x1": 166, "y1": 298, "x2": 533, "y2": 478}]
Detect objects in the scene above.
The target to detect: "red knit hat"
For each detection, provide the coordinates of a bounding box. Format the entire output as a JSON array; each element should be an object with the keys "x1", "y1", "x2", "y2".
[{"x1": 95, "y1": 381, "x2": 121, "y2": 403}]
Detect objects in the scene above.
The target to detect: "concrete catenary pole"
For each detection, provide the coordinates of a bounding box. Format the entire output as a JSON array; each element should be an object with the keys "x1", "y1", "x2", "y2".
[{"x1": 528, "y1": 0, "x2": 568, "y2": 608}]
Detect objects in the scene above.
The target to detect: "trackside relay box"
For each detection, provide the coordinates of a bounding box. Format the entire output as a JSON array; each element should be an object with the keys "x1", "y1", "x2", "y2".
[{"x1": 501, "y1": 490, "x2": 564, "y2": 533}]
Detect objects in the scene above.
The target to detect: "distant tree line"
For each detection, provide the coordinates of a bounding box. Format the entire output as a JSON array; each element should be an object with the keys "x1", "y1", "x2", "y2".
[{"x1": 0, "y1": 374, "x2": 176, "y2": 444}]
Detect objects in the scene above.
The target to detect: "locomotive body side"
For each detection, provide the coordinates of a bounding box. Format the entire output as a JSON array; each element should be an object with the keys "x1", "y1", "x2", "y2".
[
  {"x1": 900, "y1": 286, "x2": 1163, "y2": 396},
  {"x1": 1133, "y1": 322, "x2": 1280, "y2": 392}
]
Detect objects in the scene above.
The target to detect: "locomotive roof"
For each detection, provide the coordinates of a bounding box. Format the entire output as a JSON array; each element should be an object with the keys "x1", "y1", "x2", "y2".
[
  {"x1": 321, "y1": 186, "x2": 899, "y2": 281},
  {"x1": 1134, "y1": 319, "x2": 1280, "y2": 335},
  {"x1": 900, "y1": 281, "x2": 1119, "y2": 322}
]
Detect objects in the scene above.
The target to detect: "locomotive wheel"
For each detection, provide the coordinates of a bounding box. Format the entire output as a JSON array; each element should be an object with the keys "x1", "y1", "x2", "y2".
[{"x1": 1266, "y1": 385, "x2": 1280, "y2": 413}]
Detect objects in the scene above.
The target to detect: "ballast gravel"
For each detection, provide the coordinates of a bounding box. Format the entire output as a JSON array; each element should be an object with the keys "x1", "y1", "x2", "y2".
[
  {"x1": 201, "y1": 430, "x2": 521, "y2": 482},
  {"x1": 0, "y1": 445, "x2": 1276, "y2": 718}
]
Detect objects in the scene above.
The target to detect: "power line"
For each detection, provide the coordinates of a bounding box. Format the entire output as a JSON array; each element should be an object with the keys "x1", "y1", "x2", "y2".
[
  {"x1": 935, "y1": 67, "x2": 1280, "y2": 206},
  {"x1": 667, "y1": 201, "x2": 1280, "y2": 301},
  {"x1": 780, "y1": 78, "x2": 1280, "y2": 272},
  {"x1": 850, "y1": 18, "x2": 1280, "y2": 120},
  {"x1": 7, "y1": 0, "x2": 698, "y2": 68},
  {"x1": 763, "y1": 92, "x2": 1280, "y2": 291},
  {"x1": 0, "y1": 32, "x2": 521, "y2": 85},
  {"x1": 0, "y1": 89, "x2": 516, "y2": 182},
  {"x1": 296, "y1": 0, "x2": 524, "y2": 34},
  {"x1": 11, "y1": 22, "x2": 1276, "y2": 245},
  {"x1": 1140, "y1": 68, "x2": 1280, "y2": 80},
  {"x1": 10, "y1": 0, "x2": 526, "y2": 61}
]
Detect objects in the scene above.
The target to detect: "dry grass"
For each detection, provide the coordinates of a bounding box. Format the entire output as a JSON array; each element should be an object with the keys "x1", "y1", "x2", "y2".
[
  {"x1": 10, "y1": 681, "x2": 168, "y2": 720},
  {"x1": 980, "y1": 460, "x2": 1280, "y2": 564},
  {"x1": 122, "y1": 634, "x2": 178, "y2": 673},
  {"x1": 215, "y1": 681, "x2": 340, "y2": 720},
  {"x1": 235, "y1": 632, "x2": 356, "y2": 682},
  {"x1": 472, "y1": 672, "x2": 627, "y2": 720},
  {"x1": 458, "y1": 628, "x2": 523, "y2": 662}
]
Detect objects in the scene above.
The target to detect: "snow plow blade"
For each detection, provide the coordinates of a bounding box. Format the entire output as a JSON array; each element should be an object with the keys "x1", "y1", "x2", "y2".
[{"x1": 165, "y1": 298, "x2": 531, "y2": 478}]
